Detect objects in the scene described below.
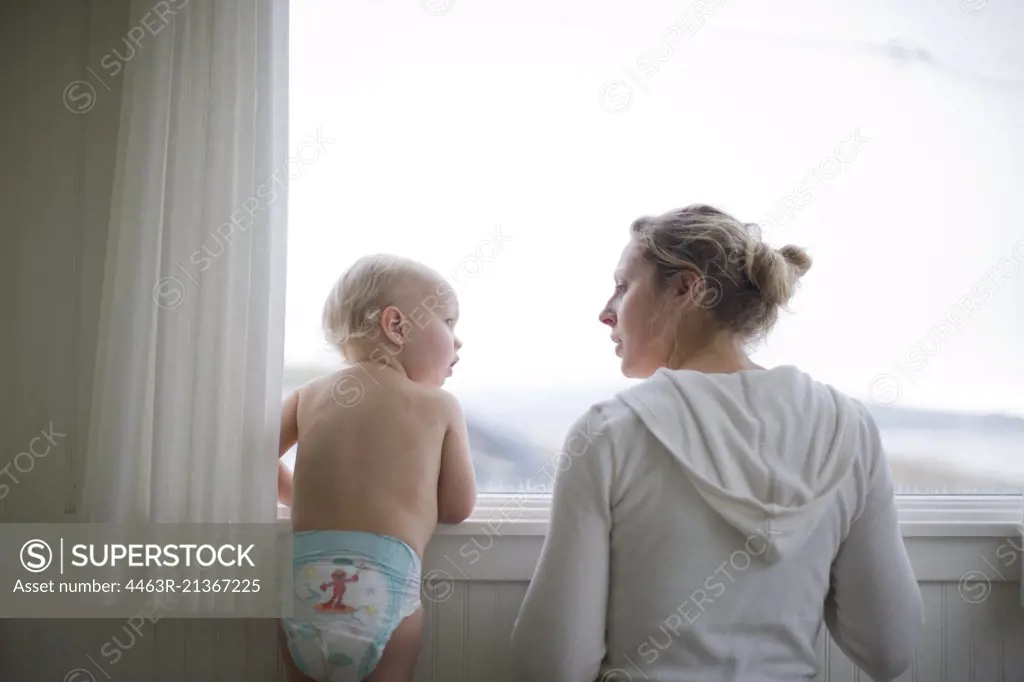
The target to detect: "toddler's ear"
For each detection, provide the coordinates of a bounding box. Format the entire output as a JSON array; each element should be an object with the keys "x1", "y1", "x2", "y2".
[{"x1": 379, "y1": 305, "x2": 407, "y2": 346}]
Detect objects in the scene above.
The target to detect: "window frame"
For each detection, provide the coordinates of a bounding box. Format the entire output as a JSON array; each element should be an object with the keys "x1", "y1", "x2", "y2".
[
  {"x1": 464, "y1": 492, "x2": 1022, "y2": 536},
  {"x1": 278, "y1": 493, "x2": 1023, "y2": 538}
]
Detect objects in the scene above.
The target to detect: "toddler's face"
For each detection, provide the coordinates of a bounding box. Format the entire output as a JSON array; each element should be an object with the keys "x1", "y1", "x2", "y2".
[{"x1": 400, "y1": 277, "x2": 461, "y2": 388}]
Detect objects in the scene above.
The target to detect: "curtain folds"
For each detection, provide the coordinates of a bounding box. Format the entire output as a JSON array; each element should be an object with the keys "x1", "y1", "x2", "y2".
[{"x1": 82, "y1": 0, "x2": 289, "y2": 525}]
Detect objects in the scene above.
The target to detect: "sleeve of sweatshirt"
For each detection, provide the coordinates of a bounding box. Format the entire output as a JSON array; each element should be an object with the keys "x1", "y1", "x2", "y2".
[
  {"x1": 510, "y1": 406, "x2": 612, "y2": 682},
  {"x1": 824, "y1": 413, "x2": 924, "y2": 682}
]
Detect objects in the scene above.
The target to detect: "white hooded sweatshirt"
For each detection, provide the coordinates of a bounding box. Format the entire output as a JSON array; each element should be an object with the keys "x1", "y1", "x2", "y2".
[{"x1": 511, "y1": 366, "x2": 923, "y2": 682}]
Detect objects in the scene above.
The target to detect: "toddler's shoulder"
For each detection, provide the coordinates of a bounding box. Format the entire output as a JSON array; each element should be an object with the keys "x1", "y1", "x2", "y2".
[
  {"x1": 401, "y1": 383, "x2": 464, "y2": 420},
  {"x1": 431, "y1": 386, "x2": 466, "y2": 421}
]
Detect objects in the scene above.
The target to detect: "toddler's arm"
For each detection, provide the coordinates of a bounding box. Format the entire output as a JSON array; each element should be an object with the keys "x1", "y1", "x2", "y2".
[
  {"x1": 278, "y1": 390, "x2": 299, "y2": 507},
  {"x1": 437, "y1": 392, "x2": 477, "y2": 524}
]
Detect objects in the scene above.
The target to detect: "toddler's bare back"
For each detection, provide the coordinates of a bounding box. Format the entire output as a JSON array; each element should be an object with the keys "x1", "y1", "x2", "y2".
[{"x1": 289, "y1": 366, "x2": 452, "y2": 557}]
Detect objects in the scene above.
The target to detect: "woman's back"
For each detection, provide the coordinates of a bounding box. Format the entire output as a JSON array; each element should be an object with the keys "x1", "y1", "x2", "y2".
[{"x1": 512, "y1": 365, "x2": 923, "y2": 682}]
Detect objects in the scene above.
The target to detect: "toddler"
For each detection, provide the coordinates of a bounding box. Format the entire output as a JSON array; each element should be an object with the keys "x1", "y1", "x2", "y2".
[{"x1": 277, "y1": 254, "x2": 477, "y2": 682}]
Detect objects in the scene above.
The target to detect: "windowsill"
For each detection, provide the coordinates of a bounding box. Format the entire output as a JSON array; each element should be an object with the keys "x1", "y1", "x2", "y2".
[
  {"x1": 274, "y1": 504, "x2": 546, "y2": 534},
  {"x1": 277, "y1": 496, "x2": 1021, "y2": 583},
  {"x1": 277, "y1": 494, "x2": 1023, "y2": 538}
]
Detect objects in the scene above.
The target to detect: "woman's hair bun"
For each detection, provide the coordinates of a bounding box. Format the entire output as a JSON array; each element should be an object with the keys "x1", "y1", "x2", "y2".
[{"x1": 747, "y1": 242, "x2": 812, "y2": 309}]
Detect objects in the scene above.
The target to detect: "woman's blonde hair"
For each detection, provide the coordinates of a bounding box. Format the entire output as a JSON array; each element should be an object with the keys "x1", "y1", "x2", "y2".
[
  {"x1": 630, "y1": 204, "x2": 812, "y2": 342},
  {"x1": 322, "y1": 254, "x2": 436, "y2": 359}
]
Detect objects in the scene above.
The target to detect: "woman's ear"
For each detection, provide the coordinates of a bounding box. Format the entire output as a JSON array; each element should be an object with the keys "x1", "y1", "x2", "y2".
[
  {"x1": 668, "y1": 269, "x2": 701, "y2": 300},
  {"x1": 379, "y1": 305, "x2": 407, "y2": 347},
  {"x1": 668, "y1": 268, "x2": 724, "y2": 311}
]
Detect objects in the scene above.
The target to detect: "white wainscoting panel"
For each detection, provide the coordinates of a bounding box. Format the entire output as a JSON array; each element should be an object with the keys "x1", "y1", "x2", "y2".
[
  {"x1": 409, "y1": 581, "x2": 1024, "y2": 682},
  {"x1": 1, "y1": 536, "x2": 1022, "y2": 681}
]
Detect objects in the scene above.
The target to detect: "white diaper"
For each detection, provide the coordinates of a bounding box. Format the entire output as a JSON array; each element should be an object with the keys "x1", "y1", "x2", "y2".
[{"x1": 281, "y1": 530, "x2": 422, "y2": 682}]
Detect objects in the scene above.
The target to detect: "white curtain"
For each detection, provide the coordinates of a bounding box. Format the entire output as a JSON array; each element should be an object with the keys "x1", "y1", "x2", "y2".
[{"x1": 82, "y1": 0, "x2": 289, "y2": 524}]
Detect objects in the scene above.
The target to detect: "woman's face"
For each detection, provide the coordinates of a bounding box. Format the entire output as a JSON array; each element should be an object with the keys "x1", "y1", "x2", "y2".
[{"x1": 598, "y1": 241, "x2": 676, "y2": 378}]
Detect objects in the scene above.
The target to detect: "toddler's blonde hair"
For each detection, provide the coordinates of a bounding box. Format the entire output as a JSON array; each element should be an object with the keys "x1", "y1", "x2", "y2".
[{"x1": 322, "y1": 254, "x2": 439, "y2": 359}]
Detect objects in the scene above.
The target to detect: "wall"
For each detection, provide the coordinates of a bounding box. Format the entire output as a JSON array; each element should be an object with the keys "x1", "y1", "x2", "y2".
[
  {"x1": 0, "y1": 0, "x2": 127, "y2": 524},
  {"x1": 0, "y1": 3, "x2": 1021, "y2": 681}
]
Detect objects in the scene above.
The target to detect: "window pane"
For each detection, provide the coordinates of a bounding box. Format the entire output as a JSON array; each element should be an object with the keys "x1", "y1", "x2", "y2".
[{"x1": 285, "y1": 1, "x2": 1024, "y2": 494}]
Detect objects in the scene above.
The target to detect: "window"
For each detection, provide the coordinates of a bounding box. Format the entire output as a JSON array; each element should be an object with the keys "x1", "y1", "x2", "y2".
[{"x1": 285, "y1": 1, "x2": 1024, "y2": 498}]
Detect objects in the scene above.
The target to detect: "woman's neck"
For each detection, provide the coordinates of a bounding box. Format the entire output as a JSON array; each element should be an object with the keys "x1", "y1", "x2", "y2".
[{"x1": 669, "y1": 334, "x2": 762, "y2": 375}]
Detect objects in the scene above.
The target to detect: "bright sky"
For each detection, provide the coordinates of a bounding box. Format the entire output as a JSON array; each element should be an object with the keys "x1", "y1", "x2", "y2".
[{"x1": 285, "y1": 0, "x2": 1024, "y2": 417}]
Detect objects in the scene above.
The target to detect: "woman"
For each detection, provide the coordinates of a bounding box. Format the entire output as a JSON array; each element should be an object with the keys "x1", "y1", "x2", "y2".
[{"x1": 510, "y1": 204, "x2": 923, "y2": 682}]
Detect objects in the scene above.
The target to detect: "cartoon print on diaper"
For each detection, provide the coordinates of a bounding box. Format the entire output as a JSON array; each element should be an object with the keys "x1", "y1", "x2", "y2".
[
  {"x1": 295, "y1": 559, "x2": 383, "y2": 620},
  {"x1": 317, "y1": 568, "x2": 360, "y2": 613}
]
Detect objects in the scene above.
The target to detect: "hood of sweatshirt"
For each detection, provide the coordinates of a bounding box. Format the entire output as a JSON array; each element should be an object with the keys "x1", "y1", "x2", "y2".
[{"x1": 616, "y1": 365, "x2": 866, "y2": 564}]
